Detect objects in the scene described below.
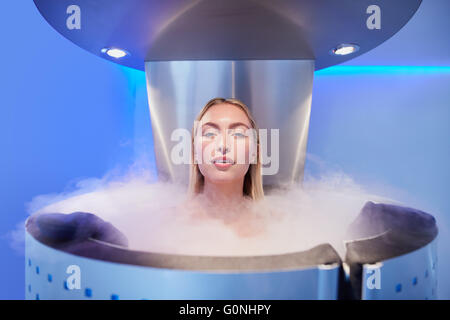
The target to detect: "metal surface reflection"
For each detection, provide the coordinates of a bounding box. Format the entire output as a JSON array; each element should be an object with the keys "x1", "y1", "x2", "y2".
[{"x1": 145, "y1": 60, "x2": 314, "y2": 187}]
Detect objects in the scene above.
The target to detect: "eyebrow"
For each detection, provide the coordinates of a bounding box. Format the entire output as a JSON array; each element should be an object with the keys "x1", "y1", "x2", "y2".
[{"x1": 202, "y1": 122, "x2": 250, "y2": 130}]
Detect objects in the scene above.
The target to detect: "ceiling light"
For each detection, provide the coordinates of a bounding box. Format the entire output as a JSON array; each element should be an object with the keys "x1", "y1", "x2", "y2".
[
  {"x1": 101, "y1": 47, "x2": 129, "y2": 58},
  {"x1": 330, "y1": 43, "x2": 360, "y2": 56}
]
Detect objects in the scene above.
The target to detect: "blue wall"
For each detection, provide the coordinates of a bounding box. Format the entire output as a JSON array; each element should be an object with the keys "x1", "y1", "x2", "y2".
[
  {"x1": 0, "y1": 1, "x2": 151, "y2": 299},
  {"x1": 308, "y1": 66, "x2": 450, "y2": 299},
  {"x1": 1, "y1": 2, "x2": 448, "y2": 299}
]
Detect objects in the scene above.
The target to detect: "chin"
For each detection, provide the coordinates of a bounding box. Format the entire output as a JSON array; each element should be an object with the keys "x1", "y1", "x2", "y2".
[
  {"x1": 207, "y1": 172, "x2": 241, "y2": 184},
  {"x1": 199, "y1": 164, "x2": 246, "y2": 183}
]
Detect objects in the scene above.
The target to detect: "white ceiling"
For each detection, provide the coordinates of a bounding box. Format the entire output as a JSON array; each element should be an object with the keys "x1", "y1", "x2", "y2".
[{"x1": 343, "y1": 0, "x2": 450, "y2": 67}]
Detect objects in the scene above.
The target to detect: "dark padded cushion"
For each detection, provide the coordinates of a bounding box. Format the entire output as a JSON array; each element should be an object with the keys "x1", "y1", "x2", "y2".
[
  {"x1": 345, "y1": 201, "x2": 437, "y2": 264},
  {"x1": 33, "y1": 212, "x2": 128, "y2": 248},
  {"x1": 346, "y1": 201, "x2": 437, "y2": 241}
]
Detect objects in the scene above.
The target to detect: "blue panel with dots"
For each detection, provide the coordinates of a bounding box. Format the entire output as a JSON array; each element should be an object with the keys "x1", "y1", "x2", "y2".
[
  {"x1": 22, "y1": 231, "x2": 341, "y2": 300},
  {"x1": 361, "y1": 238, "x2": 438, "y2": 300},
  {"x1": 85, "y1": 288, "x2": 92, "y2": 298},
  {"x1": 28, "y1": 231, "x2": 438, "y2": 300}
]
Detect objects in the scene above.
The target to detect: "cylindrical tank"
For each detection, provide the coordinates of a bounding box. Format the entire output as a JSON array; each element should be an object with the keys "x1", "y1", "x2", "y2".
[
  {"x1": 25, "y1": 214, "x2": 341, "y2": 300},
  {"x1": 25, "y1": 201, "x2": 439, "y2": 300}
]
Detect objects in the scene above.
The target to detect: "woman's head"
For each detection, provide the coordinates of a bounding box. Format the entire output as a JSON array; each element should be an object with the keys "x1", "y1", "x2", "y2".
[{"x1": 188, "y1": 98, "x2": 264, "y2": 201}]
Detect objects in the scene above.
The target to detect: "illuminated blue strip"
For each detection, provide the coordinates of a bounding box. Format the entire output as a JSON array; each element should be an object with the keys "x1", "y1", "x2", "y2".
[{"x1": 315, "y1": 66, "x2": 450, "y2": 76}]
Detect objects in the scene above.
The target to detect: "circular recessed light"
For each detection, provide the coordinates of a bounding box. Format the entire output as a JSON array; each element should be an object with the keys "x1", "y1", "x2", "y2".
[
  {"x1": 330, "y1": 43, "x2": 360, "y2": 56},
  {"x1": 101, "y1": 47, "x2": 129, "y2": 58}
]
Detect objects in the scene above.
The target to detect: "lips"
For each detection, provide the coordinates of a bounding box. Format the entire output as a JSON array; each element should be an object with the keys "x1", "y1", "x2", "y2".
[{"x1": 212, "y1": 156, "x2": 234, "y2": 170}]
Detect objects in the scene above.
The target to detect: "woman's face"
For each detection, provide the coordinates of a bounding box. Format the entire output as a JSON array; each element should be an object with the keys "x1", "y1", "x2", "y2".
[{"x1": 195, "y1": 103, "x2": 256, "y2": 185}]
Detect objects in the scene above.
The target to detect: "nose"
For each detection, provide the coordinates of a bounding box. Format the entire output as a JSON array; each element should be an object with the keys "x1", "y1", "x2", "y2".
[{"x1": 216, "y1": 131, "x2": 230, "y2": 154}]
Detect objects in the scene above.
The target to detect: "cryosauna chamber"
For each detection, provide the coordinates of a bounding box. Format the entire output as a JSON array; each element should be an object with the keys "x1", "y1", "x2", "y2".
[
  {"x1": 25, "y1": 200, "x2": 438, "y2": 300},
  {"x1": 27, "y1": 0, "x2": 439, "y2": 299},
  {"x1": 25, "y1": 212, "x2": 342, "y2": 300}
]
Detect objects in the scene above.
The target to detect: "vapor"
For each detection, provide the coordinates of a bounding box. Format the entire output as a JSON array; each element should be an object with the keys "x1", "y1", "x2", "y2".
[{"x1": 27, "y1": 163, "x2": 394, "y2": 259}]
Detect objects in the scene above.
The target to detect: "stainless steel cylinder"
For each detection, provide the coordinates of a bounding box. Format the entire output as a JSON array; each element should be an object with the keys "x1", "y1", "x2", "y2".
[{"x1": 145, "y1": 60, "x2": 314, "y2": 188}]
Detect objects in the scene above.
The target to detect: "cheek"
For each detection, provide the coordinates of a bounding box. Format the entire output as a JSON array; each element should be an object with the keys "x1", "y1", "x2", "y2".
[
  {"x1": 194, "y1": 138, "x2": 213, "y2": 163},
  {"x1": 248, "y1": 137, "x2": 257, "y2": 163},
  {"x1": 201, "y1": 140, "x2": 215, "y2": 162},
  {"x1": 231, "y1": 139, "x2": 251, "y2": 175},
  {"x1": 233, "y1": 139, "x2": 251, "y2": 163},
  {"x1": 196, "y1": 141, "x2": 214, "y2": 176}
]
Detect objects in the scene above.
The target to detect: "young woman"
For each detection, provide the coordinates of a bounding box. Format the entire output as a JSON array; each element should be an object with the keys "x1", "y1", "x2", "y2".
[
  {"x1": 189, "y1": 98, "x2": 264, "y2": 198},
  {"x1": 181, "y1": 97, "x2": 268, "y2": 237}
]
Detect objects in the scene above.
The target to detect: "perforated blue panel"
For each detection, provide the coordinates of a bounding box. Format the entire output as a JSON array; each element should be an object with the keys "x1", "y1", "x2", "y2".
[
  {"x1": 25, "y1": 233, "x2": 339, "y2": 300},
  {"x1": 361, "y1": 239, "x2": 438, "y2": 299}
]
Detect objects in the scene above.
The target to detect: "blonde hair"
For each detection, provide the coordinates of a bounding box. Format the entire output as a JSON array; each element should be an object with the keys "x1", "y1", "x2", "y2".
[{"x1": 187, "y1": 98, "x2": 264, "y2": 201}]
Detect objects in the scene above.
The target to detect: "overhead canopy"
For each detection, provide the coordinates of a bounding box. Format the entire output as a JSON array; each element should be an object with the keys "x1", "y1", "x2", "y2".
[{"x1": 34, "y1": 0, "x2": 422, "y2": 70}]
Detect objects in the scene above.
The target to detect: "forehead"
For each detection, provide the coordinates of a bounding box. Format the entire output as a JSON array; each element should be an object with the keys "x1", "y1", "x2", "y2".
[{"x1": 200, "y1": 103, "x2": 251, "y2": 126}]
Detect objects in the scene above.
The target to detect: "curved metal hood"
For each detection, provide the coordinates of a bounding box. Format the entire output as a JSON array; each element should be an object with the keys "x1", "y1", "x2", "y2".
[{"x1": 33, "y1": 0, "x2": 422, "y2": 70}]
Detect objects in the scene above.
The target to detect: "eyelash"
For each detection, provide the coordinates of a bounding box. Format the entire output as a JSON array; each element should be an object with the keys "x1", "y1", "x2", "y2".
[
  {"x1": 203, "y1": 132, "x2": 216, "y2": 137},
  {"x1": 233, "y1": 132, "x2": 246, "y2": 138},
  {"x1": 202, "y1": 132, "x2": 246, "y2": 138}
]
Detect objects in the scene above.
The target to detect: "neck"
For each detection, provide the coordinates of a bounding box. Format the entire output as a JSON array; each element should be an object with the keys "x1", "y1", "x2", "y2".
[{"x1": 202, "y1": 178, "x2": 245, "y2": 208}]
